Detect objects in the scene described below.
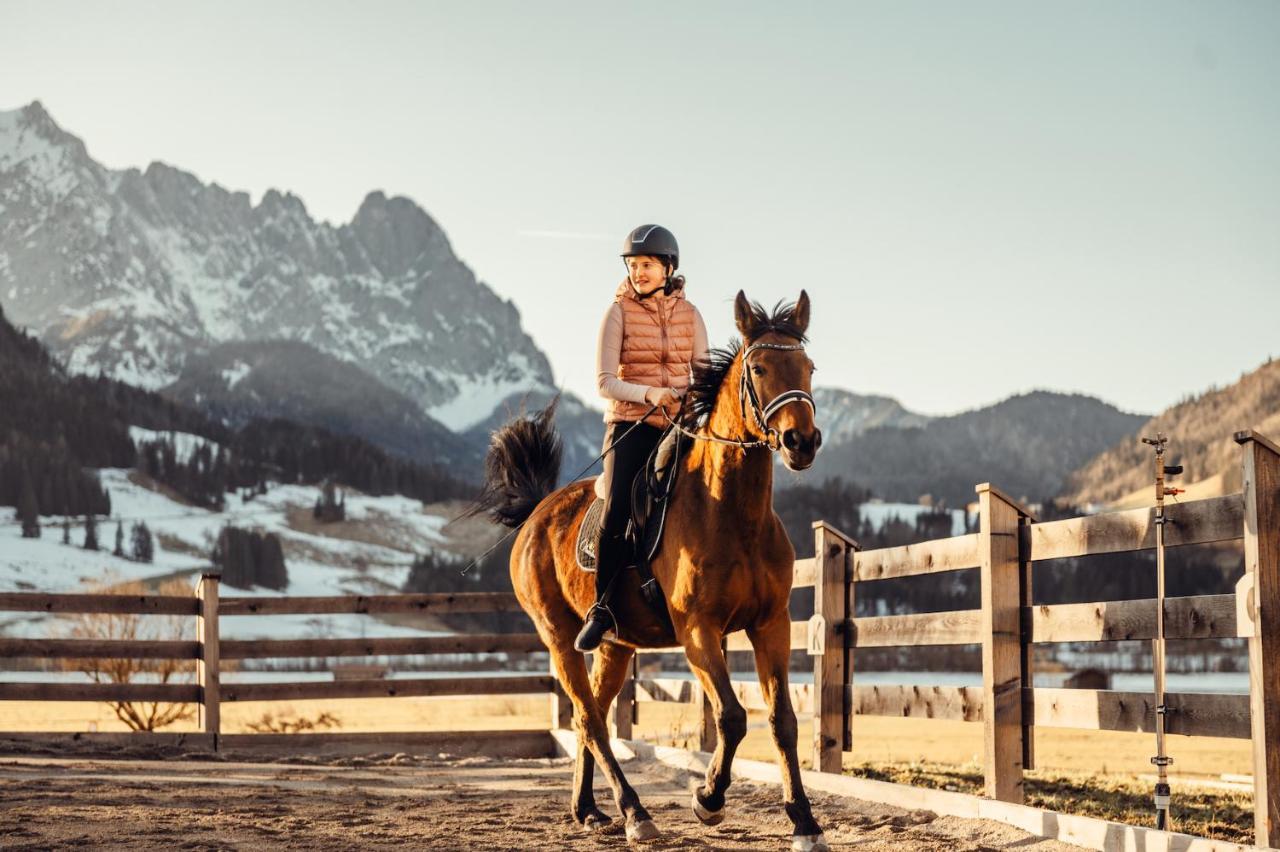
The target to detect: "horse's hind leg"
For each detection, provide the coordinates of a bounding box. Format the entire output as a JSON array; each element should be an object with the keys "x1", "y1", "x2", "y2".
[
  {"x1": 683, "y1": 624, "x2": 747, "y2": 826},
  {"x1": 571, "y1": 641, "x2": 636, "y2": 831},
  {"x1": 749, "y1": 613, "x2": 827, "y2": 852},
  {"x1": 549, "y1": 640, "x2": 658, "y2": 842}
]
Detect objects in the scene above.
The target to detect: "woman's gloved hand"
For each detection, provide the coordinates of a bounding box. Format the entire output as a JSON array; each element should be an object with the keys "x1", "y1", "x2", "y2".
[{"x1": 644, "y1": 386, "x2": 680, "y2": 408}]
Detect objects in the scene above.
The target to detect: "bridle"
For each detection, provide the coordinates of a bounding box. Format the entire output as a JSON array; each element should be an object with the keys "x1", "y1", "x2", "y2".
[{"x1": 663, "y1": 338, "x2": 816, "y2": 451}]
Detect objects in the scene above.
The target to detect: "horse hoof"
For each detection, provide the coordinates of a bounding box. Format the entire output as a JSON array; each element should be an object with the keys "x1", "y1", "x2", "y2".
[
  {"x1": 626, "y1": 818, "x2": 660, "y2": 843},
  {"x1": 691, "y1": 794, "x2": 725, "y2": 826},
  {"x1": 791, "y1": 833, "x2": 829, "y2": 852}
]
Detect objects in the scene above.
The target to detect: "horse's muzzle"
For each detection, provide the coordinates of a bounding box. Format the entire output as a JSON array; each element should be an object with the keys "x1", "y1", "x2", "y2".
[{"x1": 781, "y1": 428, "x2": 821, "y2": 470}]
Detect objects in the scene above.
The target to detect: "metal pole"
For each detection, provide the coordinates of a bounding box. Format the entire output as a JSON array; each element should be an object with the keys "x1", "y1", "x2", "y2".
[{"x1": 1142, "y1": 432, "x2": 1182, "y2": 831}]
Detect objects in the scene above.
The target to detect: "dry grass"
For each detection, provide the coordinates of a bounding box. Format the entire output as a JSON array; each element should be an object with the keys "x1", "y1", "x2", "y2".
[
  {"x1": 0, "y1": 694, "x2": 550, "y2": 735},
  {"x1": 126, "y1": 470, "x2": 199, "y2": 508},
  {"x1": 154, "y1": 532, "x2": 206, "y2": 558},
  {"x1": 283, "y1": 506, "x2": 415, "y2": 554},
  {"x1": 846, "y1": 762, "x2": 1253, "y2": 844}
]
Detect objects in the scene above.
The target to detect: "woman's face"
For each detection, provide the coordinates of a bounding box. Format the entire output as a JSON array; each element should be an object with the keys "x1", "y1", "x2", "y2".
[{"x1": 626, "y1": 255, "x2": 669, "y2": 295}]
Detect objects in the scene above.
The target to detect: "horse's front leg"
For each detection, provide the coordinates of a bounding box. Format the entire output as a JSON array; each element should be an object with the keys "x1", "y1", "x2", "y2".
[
  {"x1": 749, "y1": 613, "x2": 828, "y2": 852},
  {"x1": 572, "y1": 641, "x2": 636, "y2": 830},
  {"x1": 683, "y1": 623, "x2": 747, "y2": 826}
]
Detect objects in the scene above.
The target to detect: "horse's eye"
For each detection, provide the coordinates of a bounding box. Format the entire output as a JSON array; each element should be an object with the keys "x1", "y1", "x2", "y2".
[{"x1": 752, "y1": 365, "x2": 765, "y2": 376}]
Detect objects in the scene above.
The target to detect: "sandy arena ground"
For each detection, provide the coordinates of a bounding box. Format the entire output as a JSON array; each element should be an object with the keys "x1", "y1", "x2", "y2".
[{"x1": 0, "y1": 748, "x2": 1088, "y2": 851}]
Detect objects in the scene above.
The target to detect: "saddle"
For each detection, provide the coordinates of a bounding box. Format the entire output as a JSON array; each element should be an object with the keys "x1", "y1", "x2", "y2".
[{"x1": 575, "y1": 427, "x2": 689, "y2": 618}]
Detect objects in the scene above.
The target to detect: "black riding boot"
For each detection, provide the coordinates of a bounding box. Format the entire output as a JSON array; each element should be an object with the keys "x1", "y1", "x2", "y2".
[{"x1": 574, "y1": 531, "x2": 627, "y2": 652}]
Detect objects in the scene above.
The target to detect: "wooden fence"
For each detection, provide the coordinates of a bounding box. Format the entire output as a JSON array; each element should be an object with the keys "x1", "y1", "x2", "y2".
[
  {"x1": 622, "y1": 429, "x2": 1280, "y2": 849},
  {"x1": 0, "y1": 585, "x2": 559, "y2": 752},
  {"x1": 0, "y1": 429, "x2": 1276, "y2": 846}
]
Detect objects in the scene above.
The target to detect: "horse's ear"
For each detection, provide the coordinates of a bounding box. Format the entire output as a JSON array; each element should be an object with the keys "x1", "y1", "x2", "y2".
[
  {"x1": 734, "y1": 290, "x2": 754, "y2": 336},
  {"x1": 793, "y1": 290, "x2": 811, "y2": 334}
]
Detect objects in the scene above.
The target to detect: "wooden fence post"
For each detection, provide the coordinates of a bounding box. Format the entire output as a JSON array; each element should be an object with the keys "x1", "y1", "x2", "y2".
[
  {"x1": 196, "y1": 570, "x2": 221, "y2": 745},
  {"x1": 977, "y1": 484, "x2": 1032, "y2": 803},
  {"x1": 1235, "y1": 430, "x2": 1280, "y2": 848},
  {"x1": 811, "y1": 520, "x2": 856, "y2": 774}
]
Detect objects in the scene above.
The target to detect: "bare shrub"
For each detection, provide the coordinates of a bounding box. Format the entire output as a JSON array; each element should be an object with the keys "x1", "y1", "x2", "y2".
[
  {"x1": 244, "y1": 708, "x2": 342, "y2": 733},
  {"x1": 61, "y1": 577, "x2": 197, "y2": 731}
]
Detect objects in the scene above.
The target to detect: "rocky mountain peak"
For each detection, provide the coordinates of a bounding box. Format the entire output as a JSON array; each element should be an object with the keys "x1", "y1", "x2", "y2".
[
  {"x1": 257, "y1": 187, "x2": 309, "y2": 219},
  {"x1": 0, "y1": 101, "x2": 96, "y2": 195},
  {"x1": 5, "y1": 101, "x2": 83, "y2": 154},
  {"x1": 351, "y1": 190, "x2": 454, "y2": 279}
]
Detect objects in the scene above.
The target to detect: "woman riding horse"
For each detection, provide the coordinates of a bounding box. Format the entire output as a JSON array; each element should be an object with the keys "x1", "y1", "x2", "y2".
[
  {"x1": 469, "y1": 281, "x2": 827, "y2": 850},
  {"x1": 577, "y1": 223, "x2": 709, "y2": 652}
]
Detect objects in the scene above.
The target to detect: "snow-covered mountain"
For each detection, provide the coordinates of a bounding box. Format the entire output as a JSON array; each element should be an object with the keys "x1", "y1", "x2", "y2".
[
  {"x1": 810, "y1": 387, "x2": 932, "y2": 444},
  {"x1": 0, "y1": 101, "x2": 552, "y2": 432}
]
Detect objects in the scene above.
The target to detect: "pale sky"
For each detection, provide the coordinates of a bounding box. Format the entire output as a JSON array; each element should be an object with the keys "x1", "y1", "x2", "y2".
[{"x1": 4, "y1": 1, "x2": 1278, "y2": 418}]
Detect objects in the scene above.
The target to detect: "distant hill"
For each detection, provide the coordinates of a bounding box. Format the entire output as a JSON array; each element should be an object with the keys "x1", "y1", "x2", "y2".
[
  {"x1": 810, "y1": 387, "x2": 932, "y2": 443},
  {"x1": 163, "y1": 339, "x2": 482, "y2": 473},
  {"x1": 800, "y1": 390, "x2": 1149, "y2": 508},
  {"x1": 0, "y1": 301, "x2": 468, "y2": 516},
  {"x1": 1060, "y1": 357, "x2": 1280, "y2": 508},
  {"x1": 0, "y1": 299, "x2": 234, "y2": 518}
]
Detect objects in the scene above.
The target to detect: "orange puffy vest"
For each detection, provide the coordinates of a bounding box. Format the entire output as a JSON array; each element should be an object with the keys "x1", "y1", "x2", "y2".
[{"x1": 607, "y1": 279, "x2": 697, "y2": 429}]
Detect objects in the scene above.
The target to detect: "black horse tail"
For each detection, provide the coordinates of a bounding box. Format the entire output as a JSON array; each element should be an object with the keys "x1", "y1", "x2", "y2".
[{"x1": 464, "y1": 397, "x2": 563, "y2": 529}]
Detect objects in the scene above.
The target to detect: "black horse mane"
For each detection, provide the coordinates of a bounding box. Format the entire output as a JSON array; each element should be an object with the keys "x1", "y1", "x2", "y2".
[{"x1": 681, "y1": 298, "x2": 807, "y2": 428}]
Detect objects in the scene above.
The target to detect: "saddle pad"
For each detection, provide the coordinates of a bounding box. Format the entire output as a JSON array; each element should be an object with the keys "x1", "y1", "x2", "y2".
[{"x1": 575, "y1": 496, "x2": 606, "y2": 572}]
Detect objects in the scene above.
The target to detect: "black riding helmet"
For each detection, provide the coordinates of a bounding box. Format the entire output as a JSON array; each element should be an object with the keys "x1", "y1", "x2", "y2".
[{"x1": 621, "y1": 224, "x2": 679, "y2": 271}]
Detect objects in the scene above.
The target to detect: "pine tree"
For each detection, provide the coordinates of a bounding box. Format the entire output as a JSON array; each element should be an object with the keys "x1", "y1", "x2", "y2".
[
  {"x1": 260, "y1": 533, "x2": 288, "y2": 590},
  {"x1": 214, "y1": 526, "x2": 254, "y2": 589},
  {"x1": 114, "y1": 521, "x2": 125, "y2": 557},
  {"x1": 83, "y1": 514, "x2": 99, "y2": 551},
  {"x1": 130, "y1": 522, "x2": 154, "y2": 564},
  {"x1": 39, "y1": 475, "x2": 55, "y2": 520},
  {"x1": 18, "y1": 472, "x2": 40, "y2": 539},
  {"x1": 63, "y1": 518, "x2": 71, "y2": 545}
]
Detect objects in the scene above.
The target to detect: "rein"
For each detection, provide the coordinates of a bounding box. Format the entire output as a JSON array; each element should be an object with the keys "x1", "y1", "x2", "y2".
[{"x1": 662, "y1": 339, "x2": 815, "y2": 451}]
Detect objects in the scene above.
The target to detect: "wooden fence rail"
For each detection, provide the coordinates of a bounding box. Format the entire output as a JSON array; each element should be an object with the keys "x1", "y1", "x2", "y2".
[{"x1": 218, "y1": 592, "x2": 526, "y2": 616}]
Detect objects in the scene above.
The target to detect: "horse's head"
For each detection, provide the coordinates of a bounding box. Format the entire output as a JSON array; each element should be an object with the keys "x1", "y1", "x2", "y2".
[{"x1": 734, "y1": 289, "x2": 822, "y2": 471}]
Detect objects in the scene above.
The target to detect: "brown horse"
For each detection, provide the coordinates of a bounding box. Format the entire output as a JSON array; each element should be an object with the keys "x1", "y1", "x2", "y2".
[{"x1": 469, "y1": 290, "x2": 827, "y2": 851}]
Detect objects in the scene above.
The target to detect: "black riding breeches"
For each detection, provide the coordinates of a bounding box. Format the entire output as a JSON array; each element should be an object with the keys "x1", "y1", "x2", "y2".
[{"x1": 600, "y1": 420, "x2": 664, "y2": 542}]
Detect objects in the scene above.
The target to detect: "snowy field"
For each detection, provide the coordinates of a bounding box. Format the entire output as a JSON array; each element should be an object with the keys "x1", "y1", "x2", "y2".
[
  {"x1": 858, "y1": 501, "x2": 972, "y2": 537},
  {"x1": 0, "y1": 464, "x2": 459, "y2": 641}
]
